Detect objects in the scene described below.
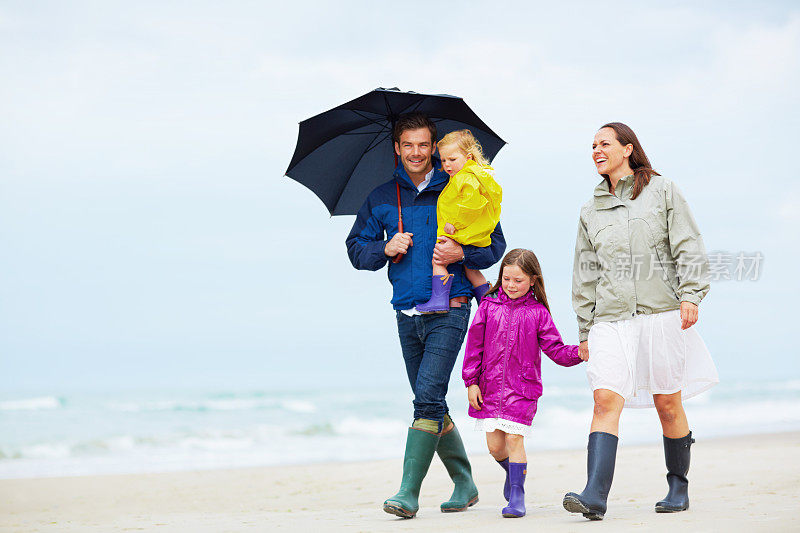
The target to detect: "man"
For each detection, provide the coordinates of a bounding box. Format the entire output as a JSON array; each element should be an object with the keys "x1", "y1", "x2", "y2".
[{"x1": 346, "y1": 112, "x2": 506, "y2": 518}]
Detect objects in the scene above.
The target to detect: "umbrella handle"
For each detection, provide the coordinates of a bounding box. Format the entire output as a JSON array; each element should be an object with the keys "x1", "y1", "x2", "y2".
[{"x1": 392, "y1": 181, "x2": 404, "y2": 263}]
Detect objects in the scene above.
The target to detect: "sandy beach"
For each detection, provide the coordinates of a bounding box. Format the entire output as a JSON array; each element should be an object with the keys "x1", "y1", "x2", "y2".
[{"x1": 2, "y1": 431, "x2": 798, "y2": 532}]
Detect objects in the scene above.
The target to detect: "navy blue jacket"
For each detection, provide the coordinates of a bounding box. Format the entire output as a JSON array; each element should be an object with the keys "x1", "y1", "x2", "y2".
[{"x1": 346, "y1": 162, "x2": 506, "y2": 310}]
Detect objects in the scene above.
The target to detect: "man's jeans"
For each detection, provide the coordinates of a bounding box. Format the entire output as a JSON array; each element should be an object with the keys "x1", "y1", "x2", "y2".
[{"x1": 396, "y1": 303, "x2": 471, "y2": 432}]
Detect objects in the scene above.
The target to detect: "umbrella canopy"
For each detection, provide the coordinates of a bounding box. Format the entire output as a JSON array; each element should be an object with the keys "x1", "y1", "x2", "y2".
[{"x1": 285, "y1": 87, "x2": 506, "y2": 215}]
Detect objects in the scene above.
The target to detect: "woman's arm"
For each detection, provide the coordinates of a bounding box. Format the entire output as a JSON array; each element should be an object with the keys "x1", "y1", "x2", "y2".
[
  {"x1": 666, "y1": 181, "x2": 710, "y2": 306},
  {"x1": 572, "y1": 216, "x2": 600, "y2": 342}
]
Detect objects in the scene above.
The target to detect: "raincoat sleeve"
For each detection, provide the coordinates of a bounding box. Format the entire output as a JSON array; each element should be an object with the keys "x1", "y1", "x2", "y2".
[
  {"x1": 462, "y1": 301, "x2": 488, "y2": 387},
  {"x1": 666, "y1": 181, "x2": 710, "y2": 306},
  {"x1": 572, "y1": 215, "x2": 600, "y2": 342},
  {"x1": 447, "y1": 179, "x2": 489, "y2": 231},
  {"x1": 345, "y1": 193, "x2": 389, "y2": 271},
  {"x1": 537, "y1": 307, "x2": 582, "y2": 367},
  {"x1": 462, "y1": 222, "x2": 506, "y2": 270}
]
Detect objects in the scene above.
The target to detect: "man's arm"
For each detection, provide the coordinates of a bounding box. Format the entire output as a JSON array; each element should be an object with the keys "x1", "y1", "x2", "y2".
[
  {"x1": 462, "y1": 222, "x2": 506, "y2": 270},
  {"x1": 345, "y1": 195, "x2": 389, "y2": 271}
]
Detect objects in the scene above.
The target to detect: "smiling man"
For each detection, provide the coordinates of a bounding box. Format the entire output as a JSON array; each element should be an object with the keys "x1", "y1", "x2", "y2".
[{"x1": 346, "y1": 112, "x2": 506, "y2": 518}]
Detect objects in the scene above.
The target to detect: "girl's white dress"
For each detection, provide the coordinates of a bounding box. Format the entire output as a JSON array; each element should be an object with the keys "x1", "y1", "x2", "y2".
[
  {"x1": 586, "y1": 309, "x2": 718, "y2": 408},
  {"x1": 474, "y1": 417, "x2": 531, "y2": 437}
]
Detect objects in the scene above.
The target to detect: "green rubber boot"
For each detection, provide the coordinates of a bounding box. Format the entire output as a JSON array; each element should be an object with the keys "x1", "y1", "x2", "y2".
[
  {"x1": 383, "y1": 428, "x2": 440, "y2": 518},
  {"x1": 437, "y1": 423, "x2": 479, "y2": 512}
]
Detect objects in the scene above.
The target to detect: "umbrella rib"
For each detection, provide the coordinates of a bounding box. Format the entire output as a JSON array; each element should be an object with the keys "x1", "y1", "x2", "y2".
[
  {"x1": 330, "y1": 120, "x2": 392, "y2": 214},
  {"x1": 362, "y1": 130, "x2": 393, "y2": 155},
  {"x1": 351, "y1": 110, "x2": 391, "y2": 129}
]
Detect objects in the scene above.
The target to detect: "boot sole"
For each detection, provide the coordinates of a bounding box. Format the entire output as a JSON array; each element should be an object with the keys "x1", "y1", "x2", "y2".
[
  {"x1": 501, "y1": 511, "x2": 525, "y2": 518},
  {"x1": 383, "y1": 503, "x2": 416, "y2": 519},
  {"x1": 655, "y1": 503, "x2": 689, "y2": 513},
  {"x1": 562, "y1": 494, "x2": 604, "y2": 520},
  {"x1": 441, "y1": 495, "x2": 479, "y2": 513}
]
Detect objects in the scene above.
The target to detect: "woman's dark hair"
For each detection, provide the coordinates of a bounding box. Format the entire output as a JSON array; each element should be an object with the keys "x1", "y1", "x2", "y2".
[
  {"x1": 393, "y1": 112, "x2": 437, "y2": 145},
  {"x1": 487, "y1": 248, "x2": 550, "y2": 313},
  {"x1": 600, "y1": 122, "x2": 660, "y2": 200}
]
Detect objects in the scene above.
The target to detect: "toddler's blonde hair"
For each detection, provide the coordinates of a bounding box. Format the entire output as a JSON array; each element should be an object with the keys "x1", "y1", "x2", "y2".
[{"x1": 437, "y1": 129, "x2": 490, "y2": 166}]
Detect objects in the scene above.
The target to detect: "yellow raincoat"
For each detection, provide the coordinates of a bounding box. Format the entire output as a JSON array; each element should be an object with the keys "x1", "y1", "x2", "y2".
[{"x1": 436, "y1": 159, "x2": 502, "y2": 247}]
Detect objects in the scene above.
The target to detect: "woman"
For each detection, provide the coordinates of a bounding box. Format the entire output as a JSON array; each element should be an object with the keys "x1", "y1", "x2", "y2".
[{"x1": 563, "y1": 123, "x2": 718, "y2": 520}]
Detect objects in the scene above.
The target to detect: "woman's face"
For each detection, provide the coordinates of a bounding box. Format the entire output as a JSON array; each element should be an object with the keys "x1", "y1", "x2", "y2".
[
  {"x1": 592, "y1": 127, "x2": 632, "y2": 176},
  {"x1": 501, "y1": 264, "x2": 533, "y2": 300}
]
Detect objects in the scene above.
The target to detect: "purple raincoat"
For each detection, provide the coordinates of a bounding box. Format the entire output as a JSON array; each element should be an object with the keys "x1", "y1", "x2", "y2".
[{"x1": 462, "y1": 289, "x2": 582, "y2": 426}]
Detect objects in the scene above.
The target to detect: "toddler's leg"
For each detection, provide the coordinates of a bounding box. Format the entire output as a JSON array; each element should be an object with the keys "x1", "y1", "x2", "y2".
[
  {"x1": 432, "y1": 259, "x2": 448, "y2": 278},
  {"x1": 465, "y1": 268, "x2": 492, "y2": 302},
  {"x1": 416, "y1": 258, "x2": 453, "y2": 314},
  {"x1": 464, "y1": 268, "x2": 487, "y2": 288}
]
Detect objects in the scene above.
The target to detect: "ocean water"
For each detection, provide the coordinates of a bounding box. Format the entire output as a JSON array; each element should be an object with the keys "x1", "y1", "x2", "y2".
[{"x1": 2, "y1": 379, "x2": 799, "y2": 479}]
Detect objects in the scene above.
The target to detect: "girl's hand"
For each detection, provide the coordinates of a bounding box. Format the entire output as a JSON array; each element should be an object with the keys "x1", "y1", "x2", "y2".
[
  {"x1": 444, "y1": 223, "x2": 456, "y2": 235},
  {"x1": 578, "y1": 341, "x2": 589, "y2": 361},
  {"x1": 467, "y1": 384, "x2": 483, "y2": 410},
  {"x1": 680, "y1": 301, "x2": 699, "y2": 330}
]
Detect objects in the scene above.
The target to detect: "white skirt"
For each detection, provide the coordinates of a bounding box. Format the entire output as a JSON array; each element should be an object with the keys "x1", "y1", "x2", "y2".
[
  {"x1": 473, "y1": 417, "x2": 532, "y2": 437},
  {"x1": 586, "y1": 309, "x2": 719, "y2": 408}
]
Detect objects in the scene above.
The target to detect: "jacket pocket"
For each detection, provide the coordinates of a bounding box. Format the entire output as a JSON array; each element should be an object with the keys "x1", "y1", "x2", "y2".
[{"x1": 519, "y1": 365, "x2": 541, "y2": 400}]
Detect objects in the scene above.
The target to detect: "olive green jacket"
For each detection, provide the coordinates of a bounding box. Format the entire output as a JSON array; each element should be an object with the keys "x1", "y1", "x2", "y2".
[{"x1": 572, "y1": 174, "x2": 709, "y2": 342}]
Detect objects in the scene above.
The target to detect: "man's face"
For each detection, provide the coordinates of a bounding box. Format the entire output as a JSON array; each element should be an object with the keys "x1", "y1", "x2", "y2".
[{"x1": 394, "y1": 127, "x2": 434, "y2": 178}]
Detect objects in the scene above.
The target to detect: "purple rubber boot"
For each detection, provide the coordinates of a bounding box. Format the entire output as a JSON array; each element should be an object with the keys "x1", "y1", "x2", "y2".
[
  {"x1": 502, "y1": 462, "x2": 527, "y2": 518},
  {"x1": 472, "y1": 282, "x2": 491, "y2": 302},
  {"x1": 416, "y1": 274, "x2": 453, "y2": 314},
  {"x1": 497, "y1": 457, "x2": 510, "y2": 501}
]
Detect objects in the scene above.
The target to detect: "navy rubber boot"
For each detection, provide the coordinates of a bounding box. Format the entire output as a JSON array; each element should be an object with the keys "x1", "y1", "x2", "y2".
[
  {"x1": 501, "y1": 462, "x2": 527, "y2": 517},
  {"x1": 563, "y1": 432, "x2": 618, "y2": 520},
  {"x1": 416, "y1": 274, "x2": 453, "y2": 314},
  {"x1": 655, "y1": 431, "x2": 695, "y2": 513}
]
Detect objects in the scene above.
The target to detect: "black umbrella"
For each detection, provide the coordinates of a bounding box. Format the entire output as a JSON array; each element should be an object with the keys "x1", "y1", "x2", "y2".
[{"x1": 285, "y1": 87, "x2": 506, "y2": 216}]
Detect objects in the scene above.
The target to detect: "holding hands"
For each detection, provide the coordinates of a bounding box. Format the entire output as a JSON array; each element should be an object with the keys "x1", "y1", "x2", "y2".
[
  {"x1": 680, "y1": 301, "x2": 699, "y2": 330},
  {"x1": 467, "y1": 384, "x2": 483, "y2": 410},
  {"x1": 578, "y1": 341, "x2": 589, "y2": 361}
]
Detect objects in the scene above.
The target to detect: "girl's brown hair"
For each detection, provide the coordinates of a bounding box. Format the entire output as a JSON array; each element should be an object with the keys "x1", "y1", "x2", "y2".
[
  {"x1": 600, "y1": 122, "x2": 660, "y2": 200},
  {"x1": 487, "y1": 248, "x2": 550, "y2": 313}
]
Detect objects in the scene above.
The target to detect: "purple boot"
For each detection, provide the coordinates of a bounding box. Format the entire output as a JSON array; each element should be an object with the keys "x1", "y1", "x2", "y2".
[
  {"x1": 502, "y1": 462, "x2": 526, "y2": 518},
  {"x1": 497, "y1": 457, "x2": 510, "y2": 501},
  {"x1": 416, "y1": 274, "x2": 453, "y2": 314},
  {"x1": 472, "y1": 282, "x2": 491, "y2": 302}
]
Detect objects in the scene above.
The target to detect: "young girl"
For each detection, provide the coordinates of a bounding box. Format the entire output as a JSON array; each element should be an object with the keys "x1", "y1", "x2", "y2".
[
  {"x1": 462, "y1": 248, "x2": 586, "y2": 517},
  {"x1": 416, "y1": 130, "x2": 502, "y2": 313}
]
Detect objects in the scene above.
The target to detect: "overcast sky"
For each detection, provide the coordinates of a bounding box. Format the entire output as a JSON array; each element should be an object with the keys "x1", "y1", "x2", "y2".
[{"x1": 1, "y1": 1, "x2": 798, "y2": 392}]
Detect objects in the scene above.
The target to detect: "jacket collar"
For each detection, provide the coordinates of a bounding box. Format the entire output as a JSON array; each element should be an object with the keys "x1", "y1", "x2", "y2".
[
  {"x1": 592, "y1": 174, "x2": 633, "y2": 210},
  {"x1": 394, "y1": 156, "x2": 449, "y2": 192},
  {"x1": 491, "y1": 288, "x2": 536, "y2": 306}
]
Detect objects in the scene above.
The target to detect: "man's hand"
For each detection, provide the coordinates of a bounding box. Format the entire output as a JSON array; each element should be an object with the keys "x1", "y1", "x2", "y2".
[
  {"x1": 384, "y1": 232, "x2": 413, "y2": 257},
  {"x1": 578, "y1": 341, "x2": 589, "y2": 361},
  {"x1": 467, "y1": 384, "x2": 483, "y2": 410},
  {"x1": 444, "y1": 223, "x2": 456, "y2": 235},
  {"x1": 433, "y1": 235, "x2": 464, "y2": 265},
  {"x1": 680, "y1": 301, "x2": 699, "y2": 330}
]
